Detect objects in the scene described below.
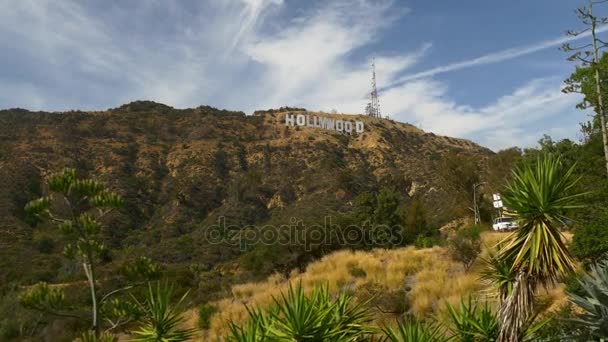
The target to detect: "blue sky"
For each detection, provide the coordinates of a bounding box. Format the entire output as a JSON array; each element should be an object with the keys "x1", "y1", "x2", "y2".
[{"x1": 1, "y1": 0, "x2": 606, "y2": 150}]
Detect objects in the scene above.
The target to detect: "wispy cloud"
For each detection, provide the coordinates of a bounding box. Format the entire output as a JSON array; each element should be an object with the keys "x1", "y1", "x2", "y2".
[{"x1": 391, "y1": 25, "x2": 608, "y2": 85}]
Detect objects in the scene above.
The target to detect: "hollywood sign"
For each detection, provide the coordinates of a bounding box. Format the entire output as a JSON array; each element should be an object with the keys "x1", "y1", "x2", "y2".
[{"x1": 284, "y1": 114, "x2": 365, "y2": 134}]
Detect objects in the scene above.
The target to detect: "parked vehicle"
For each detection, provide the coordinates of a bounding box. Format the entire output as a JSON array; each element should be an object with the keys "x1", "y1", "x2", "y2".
[{"x1": 492, "y1": 217, "x2": 519, "y2": 231}]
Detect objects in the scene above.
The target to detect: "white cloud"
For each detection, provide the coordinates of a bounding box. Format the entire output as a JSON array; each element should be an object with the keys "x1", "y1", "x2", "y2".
[
  {"x1": 0, "y1": 0, "x2": 588, "y2": 150},
  {"x1": 392, "y1": 25, "x2": 608, "y2": 84}
]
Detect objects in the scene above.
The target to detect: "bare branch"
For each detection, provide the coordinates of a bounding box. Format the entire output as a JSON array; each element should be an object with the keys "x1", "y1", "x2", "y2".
[{"x1": 99, "y1": 285, "x2": 135, "y2": 304}]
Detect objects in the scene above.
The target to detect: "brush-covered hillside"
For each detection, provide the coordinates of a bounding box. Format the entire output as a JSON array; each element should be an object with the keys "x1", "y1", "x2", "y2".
[
  {"x1": 0, "y1": 101, "x2": 494, "y2": 284},
  {"x1": 0, "y1": 101, "x2": 510, "y2": 339}
]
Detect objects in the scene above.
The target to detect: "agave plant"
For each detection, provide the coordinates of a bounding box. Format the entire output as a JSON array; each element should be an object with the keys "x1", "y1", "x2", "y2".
[
  {"x1": 567, "y1": 261, "x2": 608, "y2": 339},
  {"x1": 130, "y1": 282, "x2": 196, "y2": 342},
  {"x1": 495, "y1": 154, "x2": 586, "y2": 341},
  {"x1": 227, "y1": 282, "x2": 372, "y2": 341},
  {"x1": 380, "y1": 317, "x2": 447, "y2": 342}
]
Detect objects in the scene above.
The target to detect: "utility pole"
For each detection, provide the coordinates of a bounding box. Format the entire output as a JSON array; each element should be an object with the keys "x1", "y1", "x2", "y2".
[{"x1": 473, "y1": 182, "x2": 486, "y2": 225}]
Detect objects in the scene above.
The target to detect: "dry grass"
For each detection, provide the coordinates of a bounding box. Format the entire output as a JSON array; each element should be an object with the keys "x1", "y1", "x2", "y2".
[
  {"x1": 203, "y1": 245, "x2": 485, "y2": 340},
  {"x1": 190, "y1": 230, "x2": 573, "y2": 340}
]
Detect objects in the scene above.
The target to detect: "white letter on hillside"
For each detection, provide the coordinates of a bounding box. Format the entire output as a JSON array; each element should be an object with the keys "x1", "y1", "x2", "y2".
[
  {"x1": 285, "y1": 114, "x2": 295, "y2": 126},
  {"x1": 344, "y1": 121, "x2": 352, "y2": 134},
  {"x1": 296, "y1": 114, "x2": 306, "y2": 126},
  {"x1": 335, "y1": 120, "x2": 344, "y2": 132},
  {"x1": 313, "y1": 116, "x2": 320, "y2": 127},
  {"x1": 355, "y1": 121, "x2": 364, "y2": 133},
  {"x1": 306, "y1": 115, "x2": 314, "y2": 127}
]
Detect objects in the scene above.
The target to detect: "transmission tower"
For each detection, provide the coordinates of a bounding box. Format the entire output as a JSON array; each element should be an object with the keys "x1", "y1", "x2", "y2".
[{"x1": 365, "y1": 57, "x2": 381, "y2": 118}]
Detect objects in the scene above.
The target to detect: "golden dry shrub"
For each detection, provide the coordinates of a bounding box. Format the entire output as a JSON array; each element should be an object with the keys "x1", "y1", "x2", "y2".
[{"x1": 204, "y1": 246, "x2": 484, "y2": 340}]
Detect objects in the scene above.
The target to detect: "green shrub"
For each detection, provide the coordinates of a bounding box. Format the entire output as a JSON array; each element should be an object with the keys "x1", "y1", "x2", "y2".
[
  {"x1": 0, "y1": 319, "x2": 19, "y2": 340},
  {"x1": 571, "y1": 213, "x2": 608, "y2": 263},
  {"x1": 414, "y1": 235, "x2": 441, "y2": 248},
  {"x1": 198, "y1": 303, "x2": 217, "y2": 329},
  {"x1": 447, "y1": 225, "x2": 482, "y2": 271}
]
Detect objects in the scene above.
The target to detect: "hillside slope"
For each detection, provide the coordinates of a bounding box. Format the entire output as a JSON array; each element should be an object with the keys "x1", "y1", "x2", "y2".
[{"x1": 0, "y1": 101, "x2": 492, "y2": 290}]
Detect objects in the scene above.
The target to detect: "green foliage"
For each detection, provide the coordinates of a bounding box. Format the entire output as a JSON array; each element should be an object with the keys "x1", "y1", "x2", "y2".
[
  {"x1": 571, "y1": 212, "x2": 608, "y2": 263},
  {"x1": 446, "y1": 297, "x2": 498, "y2": 341},
  {"x1": 227, "y1": 283, "x2": 372, "y2": 341},
  {"x1": 447, "y1": 225, "x2": 482, "y2": 271},
  {"x1": 20, "y1": 282, "x2": 68, "y2": 313},
  {"x1": 567, "y1": 261, "x2": 608, "y2": 339},
  {"x1": 374, "y1": 188, "x2": 402, "y2": 228},
  {"x1": 439, "y1": 152, "x2": 481, "y2": 219},
  {"x1": 130, "y1": 282, "x2": 195, "y2": 342},
  {"x1": 121, "y1": 256, "x2": 162, "y2": 282},
  {"x1": 381, "y1": 318, "x2": 447, "y2": 342},
  {"x1": 403, "y1": 198, "x2": 431, "y2": 244},
  {"x1": 563, "y1": 52, "x2": 608, "y2": 111},
  {"x1": 198, "y1": 303, "x2": 217, "y2": 329}
]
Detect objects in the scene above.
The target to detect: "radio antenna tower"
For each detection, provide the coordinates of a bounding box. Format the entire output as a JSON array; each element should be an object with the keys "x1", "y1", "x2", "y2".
[{"x1": 365, "y1": 57, "x2": 381, "y2": 118}]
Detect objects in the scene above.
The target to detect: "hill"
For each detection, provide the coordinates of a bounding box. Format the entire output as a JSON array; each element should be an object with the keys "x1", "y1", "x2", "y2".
[{"x1": 0, "y1": 101, "x2": 499, "y2": 338}]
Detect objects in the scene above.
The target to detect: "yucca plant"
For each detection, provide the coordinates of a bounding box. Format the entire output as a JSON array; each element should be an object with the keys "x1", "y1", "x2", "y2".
[
  {"x1": 380, "y1": 317, "x2": 447, "y2": 342},
  {"x1": 130, "y1": 282, "x2": 196, "y2": 342},
  {"x1": 567, "y1": 261, "x2": 608, "y2": 339},
  {"x1": 495, "y1": 154, "x2": 586, "y2": 341},
  {"x1": 227, "y1": 282, "x2": 372, "y2": 341},
  {"x1": 447, "y1": 297, "x2": 498, "y2": 341}
]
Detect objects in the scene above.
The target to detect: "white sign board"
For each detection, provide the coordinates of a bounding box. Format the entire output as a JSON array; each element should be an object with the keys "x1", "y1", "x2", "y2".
[
  {"x1": 492, "y1": 193, "x2": 501, "y2": 201},
  {"x1": 285, "y1": 114, "x2": 364, "y2": 134},
  {"x1": 493, "y1": 200, "x2": 503, "y2": 208}
]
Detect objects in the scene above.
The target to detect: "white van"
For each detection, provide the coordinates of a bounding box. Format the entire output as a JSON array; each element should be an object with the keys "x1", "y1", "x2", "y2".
[{"x1": 492, "y1": 217, "x2": 519, "y2": 231}]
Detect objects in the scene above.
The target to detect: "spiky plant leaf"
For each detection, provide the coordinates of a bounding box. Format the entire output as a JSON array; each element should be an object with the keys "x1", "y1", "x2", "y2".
[
  {"x1": 130, "y1": 282, "x2": 196, "y2": 342},
  {"x1": 227, "y1": 282, "x2": 372, "y2": 341},
  {"x1": 567, "y1": 261, "x2": 608, "y2": 339}
]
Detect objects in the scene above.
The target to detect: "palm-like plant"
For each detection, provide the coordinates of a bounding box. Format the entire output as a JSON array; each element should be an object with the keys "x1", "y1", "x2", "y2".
[
  {"x1": 496, "y1": 154, "x2": 586, "y2": 341},
  {"x1": 380, "y1": 318, "x2": 447, "y2": 342},
  {"x1": 567, "y1": 261, "x2": 608, "y2": 339},
  {"x1": 227, "y1": 282, "x2": 372, "y2": 341},
  {"x1": 130, "y1": 282, "x2": 195, "y2": 342}
]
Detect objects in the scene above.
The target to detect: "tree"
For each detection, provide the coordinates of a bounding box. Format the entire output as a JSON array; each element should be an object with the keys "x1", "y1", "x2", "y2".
[
  {"x1": 23, "y1": 169, "x2": 124, "y2": 335},
  {"x1": 494, "y1": 155, "x2": 586, "y2": 341},
  {"x1": 374, "y1": 187, "x2": 402, "y2": 228},
  {"x1": 447, "y1": 225, "x2": 482, "y2": 271},
  {"x1": 562, "y1": 1, "x2": 608, "y2": 176}
]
